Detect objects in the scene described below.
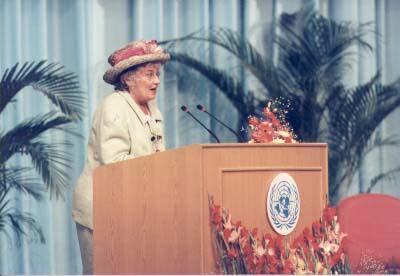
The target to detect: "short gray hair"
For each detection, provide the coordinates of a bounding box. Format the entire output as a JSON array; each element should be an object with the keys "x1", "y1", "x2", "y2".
[{"x1": 113, "y1": 66, "x2": 139, "y2": 91}]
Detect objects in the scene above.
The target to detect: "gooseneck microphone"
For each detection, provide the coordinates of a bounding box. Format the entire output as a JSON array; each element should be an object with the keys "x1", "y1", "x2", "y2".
[
  {"x1": 196, "y1": 104, "x2": 243, "y2": 142},
  {"x1": 181, "y1": 105, "x2": 221, "y2": 143}
]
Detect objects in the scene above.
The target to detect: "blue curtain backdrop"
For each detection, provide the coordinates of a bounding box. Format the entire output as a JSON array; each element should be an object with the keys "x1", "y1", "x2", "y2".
[{"x1": 0, "y1": 0, "x2": 399, "y2": 273}]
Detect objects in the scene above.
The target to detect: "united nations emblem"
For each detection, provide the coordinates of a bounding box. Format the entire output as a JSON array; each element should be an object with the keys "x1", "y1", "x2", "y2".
[{"x1": 267, "y1": 173, "x2": 300, "y2": 235}]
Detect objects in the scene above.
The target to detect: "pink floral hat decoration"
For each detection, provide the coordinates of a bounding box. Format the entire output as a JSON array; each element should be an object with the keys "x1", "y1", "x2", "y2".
[{"x1": 103, "y1": 39, "x2": 170, "y2": 84}]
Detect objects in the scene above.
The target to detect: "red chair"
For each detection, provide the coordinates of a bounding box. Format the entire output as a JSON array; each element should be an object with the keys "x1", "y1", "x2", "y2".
[{"x1": 338, "y1": 194, "x2": 400, "y2": 273}]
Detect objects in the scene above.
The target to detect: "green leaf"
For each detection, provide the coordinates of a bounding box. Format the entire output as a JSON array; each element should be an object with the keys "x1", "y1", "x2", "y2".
[
  {"x1": 0, "y1": 167, "x2": 44, "y2": 201},
  {"x1": 168, "y1": 51, "x2": 263, "y2": 117},
  {"x1": 367, "y1": 167, "x2": 400, "y2": 193},
  {"x1": 0, "y1": 207, "x2": 45, "y2": 245},
  {"x1": 0, "y1": 111, "x2": 72, "y2": 163},
  {"x1": 0, "y1": 61, "x2": 86, "y2": 120},
  {"x1": 162, "y1": 28, "x2": 282, "y2": 98}
]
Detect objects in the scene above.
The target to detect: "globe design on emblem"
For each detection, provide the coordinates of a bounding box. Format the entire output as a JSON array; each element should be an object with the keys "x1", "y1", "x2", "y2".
[
  {"x1": 275, "y1": 191, "x2": 290, "y2": 219},
  {"x1": 267, "y1": 173, "x2": 300, "y2": 235}
]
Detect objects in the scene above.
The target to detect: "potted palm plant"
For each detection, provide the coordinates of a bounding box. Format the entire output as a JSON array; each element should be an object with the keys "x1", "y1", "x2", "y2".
[
  {"x1": 0, "y1": 61, "x2": 86, "y2": 243},
  {"x1": 160, "y1": 7, "x2": 400, "y2": 203}
]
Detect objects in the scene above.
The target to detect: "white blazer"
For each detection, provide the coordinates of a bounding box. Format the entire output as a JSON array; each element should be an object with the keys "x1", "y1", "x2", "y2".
[{"x1": 72, "y1": 91, "x2": 165, "y2": 229}]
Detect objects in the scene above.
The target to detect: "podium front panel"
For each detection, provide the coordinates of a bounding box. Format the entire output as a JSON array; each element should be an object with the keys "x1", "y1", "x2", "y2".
[{"x1": 94, "y1": 143, "x2": 328, "y2": 274}]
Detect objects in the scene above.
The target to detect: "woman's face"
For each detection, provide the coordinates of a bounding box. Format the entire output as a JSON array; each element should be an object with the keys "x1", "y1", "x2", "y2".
[{"x1": 123, "y1": 63, "x2": 161, "y2": 105}]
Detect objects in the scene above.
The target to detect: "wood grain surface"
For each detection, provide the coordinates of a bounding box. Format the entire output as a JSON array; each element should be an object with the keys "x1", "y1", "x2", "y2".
[{"x1": 93, "y1": 143, "x2": 328, "y2": 274}]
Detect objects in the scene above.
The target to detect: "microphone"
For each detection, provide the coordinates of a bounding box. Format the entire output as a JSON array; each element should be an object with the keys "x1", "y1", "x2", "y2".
[
  {"x1": 196, "y1": 104, "x2": 243, "y2": 142},
  {"x1": 180, "y1": 105, "x2": 221, "y2": 143}
]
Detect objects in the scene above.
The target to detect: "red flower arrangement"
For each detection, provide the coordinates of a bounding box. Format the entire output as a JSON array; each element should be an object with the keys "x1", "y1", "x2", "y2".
[
  {"x1": 248, "y1": 101, "x2": 297, "y2": 144},
  {"x1": 208, "y1": 196, "x2": 350, "y2": 274}
]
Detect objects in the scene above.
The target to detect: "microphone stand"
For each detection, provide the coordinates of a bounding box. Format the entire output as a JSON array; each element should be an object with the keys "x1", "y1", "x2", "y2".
[
  {"x1": 181, "y1": 105, "x2": 221, "y2": 143},
  {"x1": 196, "y1": 104, "x2": 243, "y2": 142}
]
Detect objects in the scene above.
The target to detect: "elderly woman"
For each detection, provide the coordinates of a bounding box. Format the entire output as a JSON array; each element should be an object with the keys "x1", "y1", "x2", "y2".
[{"x1": 72, "y1": 40, "x2": 170, "y2": 274}]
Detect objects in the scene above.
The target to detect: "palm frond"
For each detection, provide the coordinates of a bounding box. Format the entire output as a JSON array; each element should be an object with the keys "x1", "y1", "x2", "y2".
[
  {"x1": 367, "y1": 167, "x2": 400, "y2": 193},
  {"x1": 330, "y1": 77, "x2": 400, "y2": 155},
  {"x1": 161, "y1": 28, "x2": 282, "y2": 98},
  {"x1": 327, "y1": 75, "x2": 380, "y2": 153},
  {"x1": 0, "y1": 199, "x2": 45, "y2": 245},
  {"x1": 168, "y1": 51, "x2": 262, "y2": 116},
  {"x1": 0, "y1": 61, "x2": 86, "y2": 120},
  {"x1": 364, "y1": 135, "x2": 400, "y2": 156},
  {"x1": 21, "y1": 139, "x2": 73, "y2": 199},
  {"x1": 277, "y1": 11, "x2": 374, "y2": 102},
  {"x1": 0, "y1": 111, "x2": 72, "y2": 163},
  {"x1": 0, "y1": 167, "x2": 44, "y2": 201},
  {"x1": 53, "y1": 125, "x2": 85, "y2": 139},
  {"x1": 0, "y1": 185, "x2": 11, "y2": 212},
  {"x1": 327, "y1": 77, "x2": 400, "y2": 196}
]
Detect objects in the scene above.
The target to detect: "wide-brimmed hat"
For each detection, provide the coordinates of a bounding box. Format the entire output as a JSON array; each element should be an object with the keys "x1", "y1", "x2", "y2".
[{"x1": 103, "y1": 40, "x2": 170, "y2": 85}]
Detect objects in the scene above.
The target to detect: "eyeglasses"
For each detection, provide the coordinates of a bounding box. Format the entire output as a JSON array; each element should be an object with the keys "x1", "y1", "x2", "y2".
[
  {"x1": 143, "y1": 72, "x2": 161, "y2": 80},
  {"x1": 130, "y1": 71, "x2": 160, "y2": 81}
]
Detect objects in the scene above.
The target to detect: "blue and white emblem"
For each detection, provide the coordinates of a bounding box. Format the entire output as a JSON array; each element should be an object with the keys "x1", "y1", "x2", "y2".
[{"x1": 267, "y1": 173, "x2": 300, "y2": 235}]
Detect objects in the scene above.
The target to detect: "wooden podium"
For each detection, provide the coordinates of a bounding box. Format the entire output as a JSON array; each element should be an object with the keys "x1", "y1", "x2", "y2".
[{"x1": 93, "y1": 143, "x2": 328, "y2": 274}]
